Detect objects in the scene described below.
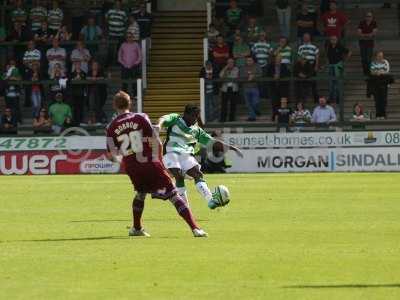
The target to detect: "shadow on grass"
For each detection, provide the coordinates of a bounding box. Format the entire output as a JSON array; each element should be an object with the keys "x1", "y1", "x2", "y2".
[
  {"x1": 283, "y1": 284, "x2": 400, "y2": 289},
  {"x1": 1, "y1": 236, "x2": 128, "y2": 243},
  {"x1": 70, "y1": 218, "x2": 210, "y2": 223}
]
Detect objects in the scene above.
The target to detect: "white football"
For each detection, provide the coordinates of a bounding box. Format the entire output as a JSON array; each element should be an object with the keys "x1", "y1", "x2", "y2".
[{"x1": 215, "y1": 185, "x2": 230, "y2": 206}]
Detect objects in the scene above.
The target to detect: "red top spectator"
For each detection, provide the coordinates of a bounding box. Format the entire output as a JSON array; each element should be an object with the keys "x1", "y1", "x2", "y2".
[
  {"x1": 321, "y1": 1, "x2": 348, "y2": 38},
  {"x1": 212, "y1": 35, "x2": 230, "y2": 67}
]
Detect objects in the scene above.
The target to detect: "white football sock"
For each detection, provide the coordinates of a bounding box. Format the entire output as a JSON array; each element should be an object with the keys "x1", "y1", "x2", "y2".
[
  {"x1": 177, "y1": 187, "x2": 189, "y2": 206},
  {"x1": 195, "y1": 181, "x2": 213, "y2": 203}
]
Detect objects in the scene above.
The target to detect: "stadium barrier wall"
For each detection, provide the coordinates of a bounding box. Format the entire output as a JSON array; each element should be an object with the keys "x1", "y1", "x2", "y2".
[
  {"x1": 1, "y1": 131, "x2": 400, "y2": 175},
  {"x1": 223, "y1": 131, "x2": 400, "y2": 173}
]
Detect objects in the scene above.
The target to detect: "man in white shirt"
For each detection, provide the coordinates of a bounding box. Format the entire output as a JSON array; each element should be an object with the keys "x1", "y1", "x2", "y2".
[{"x1": 46, "y1": 37, "x2": 66, "y2": 76}]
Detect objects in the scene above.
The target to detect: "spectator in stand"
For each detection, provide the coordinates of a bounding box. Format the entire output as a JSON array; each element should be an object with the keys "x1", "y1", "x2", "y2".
[
  {"x1": 358, "y1": 12, "x2": 377, "y2": 76},
  {"x1": 11, "y1": 0, "x2": 27, "y2": 26},
  {"x1": 7, "y1": 22, "x2": 30, "y2": 66},
  {"x1": 293, "y1": 55, "x2": 315, "y2": 102},
  {"x1": 106, "y1": 0, "x2": 128, "y2": 66},
  {"x1": 326, "y1": 35, "x2": 351, "y2": 104},
  {"x1": 199, "y1": 61, "x2": 218, "y2": 121},
  {"x1": 351, "y1": 102, "x2": 369, "y2": 121},
  {"x1": 275, "y1": 0, "x2": 291, "y2": 38},
  {"x1": 244, "y1": 16, "x2": 261, "y2": 47},
  {"x1": 0, "y1": 22, "x2": 6, "y2": 70},
  {"x1": 49, "y1": 92, "x2": 72, "y2": 134},
  {"x1": 370, "y1": 51, "x2": 391, "y2": 120},
  {"x1": 267, "y1": 54, "x2": 291, "y2": 111},
  {"x1": 296, "y1": 2, "x2": 317, "y2": 44},
  {"x1": 118, "y1": 33, "x2": 142, "y2": 95},
  {"x1": 23, "y1": 40, "x2": 41, "y2": 71},
  {"x1": 206, "y1": 23, "x2": 220, "y2": 52},
  {"x1": 226, "y1": 0, "x2": 242, "y2": 31},
  {"x1": 70, "y1": 61, "x2": 87, "y2": 125},
  {"x1": 33, "y1": 108, "x2": 52, "y2": 133},
  {"x1": 273, "y1": 97, "x2": 292, "y2": 129},
  {"x1": 4, "y1": 60, "x2": 22, "y2": 124},
  {"x1": 212, "y1": 35, "x2": 230, "y2": 73},
  {"x1": 55, "y1": 25, "x2": 72, "y2": 43},
  {"x1": 252, "y1": 31, "x2": 273, "y2": 74},
  {"x1": 298, "y1": 33, "x2": 319, "y2": 102},
  {"x1": 135, "y1": 3, "x2": 152, "y2": 39},
  {"x1": 312, "y1": 96, "x2": 336, "y2": 124},
  {"x1": 1, "y1": 108, "x2": 18, "y2": 133},
  {"x1": 49, "y1": 63, "x2": 66, "y2": 100},
  {"x1": 291, "y1": 101, "x2": 312, "y2": 126},
  {"x1": 240, "y1": 56, "x2": 262, "y2": 121},
  {"x1": 46, "y1": 37, "x2": 67, "y2": 77},
  {"x1": 252, "y1": 31, "x2": 273, "y2": 98},
  {"x1": 321, "y1": 0, "x2": 349, "y2": 39},
  {"x1": 27, "y1": 63, "x2": 43, "y2": 117},
  {"x1": 219, "y1": 57, "x2": 239, "y2": 122},
  {"x1": 34, "y1": 21, "x2": 53, "y2": 49},
  {"x1": 80, "y1": 17, "x2": 103, "y2": 55},
  {"x1": 232, "y1": 34, "x2": 250, "y2": 68},
  {"x1": 214, "y1": 17, "x2": 229, "y2": 38},
  {"x1": 47, "y1": 0, "x2": 64, "y2": 35},
  {"x1": 127, "y1": 15, "x2": 140, "y2": 41},
  {"x1": 274, "y1": 36, "x2": 292, "y2": 69},
  {"x1": 87, "y1": 60, "x2": 107, "y2": 124},
  {"x1": 320, "y1": 0, "x2": 330, "y2": 15},
  {"x1": 29, "y1": 0, "x2": 47, "y2": 34},
  {"x1": 70, "y1": 41, "x2": 91, "y2": 74}
]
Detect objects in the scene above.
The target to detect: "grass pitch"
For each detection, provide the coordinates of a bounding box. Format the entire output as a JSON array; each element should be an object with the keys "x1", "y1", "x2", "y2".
[{"x1": 1, "y1": 173, "x2": 400, "y2": 300}]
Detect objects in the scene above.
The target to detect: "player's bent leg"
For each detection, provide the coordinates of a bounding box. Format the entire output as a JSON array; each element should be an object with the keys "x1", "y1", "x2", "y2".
[
  {"x1": 169, "y1": 193, "x2": 208, "y2": 237},
  {"x1": 129, "y1": 193, "x2": 151, "y2": 237},
  {"x1": 169, "y1": 168, "x2": 189, "y2": 205},
  {"x1": 186, "y1": 166, "x2": 221, "y2": 209}
]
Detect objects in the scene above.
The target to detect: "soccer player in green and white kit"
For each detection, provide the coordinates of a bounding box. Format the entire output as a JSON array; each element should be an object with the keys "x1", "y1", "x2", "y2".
[{"x1": 157, "y1": 105, "x2": 243, "y2": 209}]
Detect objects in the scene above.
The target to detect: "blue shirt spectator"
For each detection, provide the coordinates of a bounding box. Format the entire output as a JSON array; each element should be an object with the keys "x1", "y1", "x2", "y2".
[{"x1": 312, "y1": 97, "x2": 337, "y2": 123}]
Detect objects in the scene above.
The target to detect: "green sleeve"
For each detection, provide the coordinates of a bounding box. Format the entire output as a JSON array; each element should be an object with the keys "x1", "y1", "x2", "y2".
[
  {"x1": 160, "y1": 113, "x2": 180, "y2": 128},
  {"x1": 197, "y1": 128, "x2": 213, "y2": 146},
  {"x1": 66, "y1": 105, "x2": 72, "y2": 118}
]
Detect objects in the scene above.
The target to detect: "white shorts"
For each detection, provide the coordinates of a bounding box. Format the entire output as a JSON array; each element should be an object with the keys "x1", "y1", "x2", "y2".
[{"x1": 163, "y1": 152, "x2": 200, "y2": 173}]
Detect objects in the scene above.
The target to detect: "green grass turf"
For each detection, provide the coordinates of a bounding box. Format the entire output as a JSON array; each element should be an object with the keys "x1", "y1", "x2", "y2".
[{"x1": 1, "y1": 173, "x2": 400, "y2": 300}]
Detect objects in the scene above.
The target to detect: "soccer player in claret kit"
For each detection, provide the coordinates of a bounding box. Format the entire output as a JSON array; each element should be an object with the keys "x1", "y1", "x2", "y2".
[{"x1": 106, "y1": 91, "x2": 208, "y2": 237}]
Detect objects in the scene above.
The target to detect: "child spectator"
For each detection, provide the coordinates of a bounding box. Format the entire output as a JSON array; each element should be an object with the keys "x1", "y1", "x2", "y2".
[
  {"x1": 351, "y1": 103, "x2": 369, "y2": 121},
  {"x1": 291, "y1": 101, "x2": 312, "y2": 126},
  {"x1": 274, "y1": 97, "x2": 292, "y2": 129},
  {"x1": 127, "y1": 15, "x2": 140, "y2": 41}
]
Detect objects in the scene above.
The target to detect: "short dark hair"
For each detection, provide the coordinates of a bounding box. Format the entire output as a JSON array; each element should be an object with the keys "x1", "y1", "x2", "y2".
[{"x1": 184, "y1": 104, "x2": 200, "y2": 115}]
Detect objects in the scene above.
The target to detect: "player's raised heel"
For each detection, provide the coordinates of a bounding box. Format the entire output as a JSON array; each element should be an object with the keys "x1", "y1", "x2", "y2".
[
  {"x1": 129, "y1": 228, "x2": 151, "y2": 237},
  {"x1": 192, "y1": 228, "x2": 208, "y2": 237}
]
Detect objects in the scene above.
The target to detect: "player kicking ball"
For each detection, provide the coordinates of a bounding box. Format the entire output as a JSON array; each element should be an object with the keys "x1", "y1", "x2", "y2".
[
  {"x1": 106, "y1": 92, "x2": 207, "y2": 237},
  {"x1": 157, "y1": 105, "x2": 243, "y2": 209}
]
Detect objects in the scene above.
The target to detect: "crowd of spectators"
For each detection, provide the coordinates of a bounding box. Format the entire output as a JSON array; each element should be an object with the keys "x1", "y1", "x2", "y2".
[
  {"x1": 0, "y1": 0, "x2": 152, "y2": 133},
  {"x1": 203, "y1": 0, "x2": 393, "y2": 124}
]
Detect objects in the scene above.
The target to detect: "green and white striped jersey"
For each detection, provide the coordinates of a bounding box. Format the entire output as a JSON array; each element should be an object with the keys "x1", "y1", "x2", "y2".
[{"x1": 160, "y1": 113, "x2": 212, "y2": 155}]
